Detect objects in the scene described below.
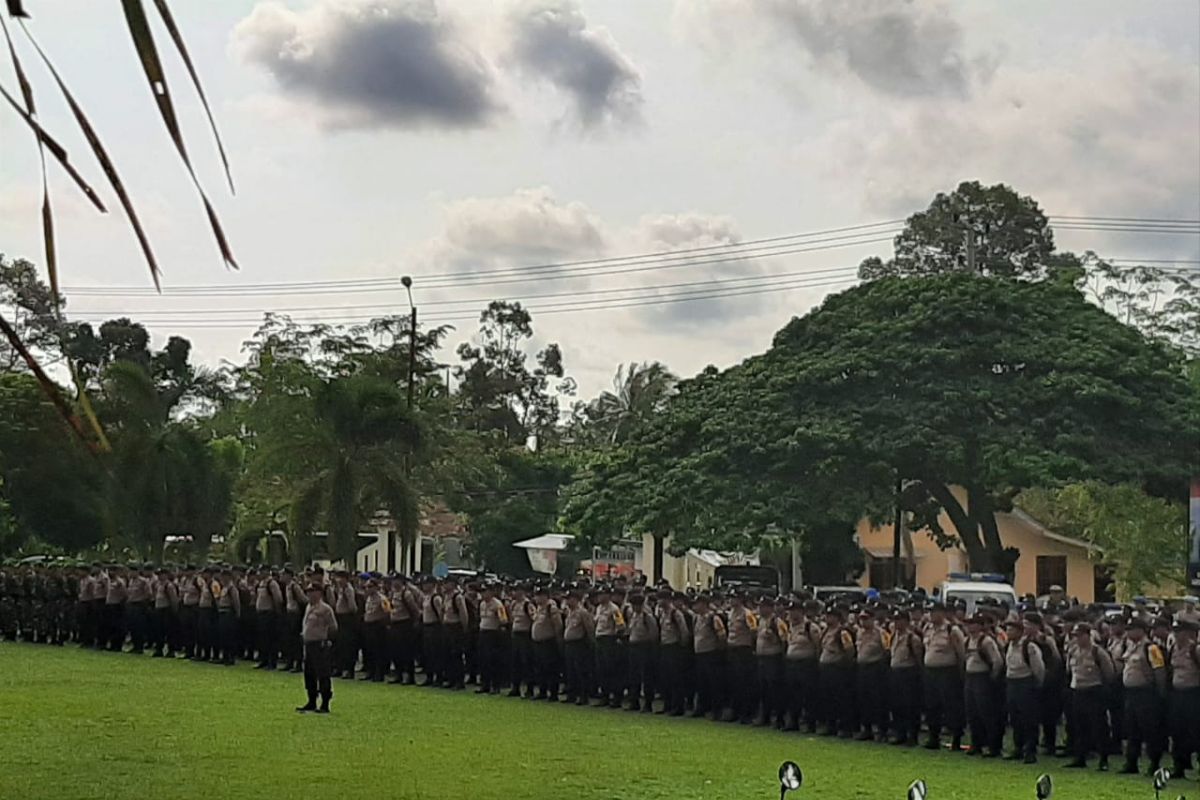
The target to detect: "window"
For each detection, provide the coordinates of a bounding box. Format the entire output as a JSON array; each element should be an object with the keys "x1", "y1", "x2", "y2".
[{"x1": 1035, "y1": 555, "x2": 1067, "y2": 597}]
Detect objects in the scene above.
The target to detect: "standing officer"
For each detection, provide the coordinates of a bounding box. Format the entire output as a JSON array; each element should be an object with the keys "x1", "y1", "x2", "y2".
[
  {"x1": 388, "y1": 575, "x2": 420, "y2": 684},
  {"x1": 923, "y1": 602, "x2": 966, "y2": 751},
  {"x1": 592, "y1": 585, "x2": 626, "y2": 708},
  {"x1": 658, "y1": 590, "x2": 691, "y2": 717},
  {"x1": 817, "y1": 605, "x2": 856, "y2": 737},
  {"x1": 692, "y1": 593, "x2": 726, "y2": 720},
  {"x1": 196, "y1": 566, "x2": 216, "y2": 662},
  {"x1": 178, "y1": 566, "x2": 200, "y2": 659},
  {"x1": 441, "y1": 579, "x2": 470, "y2": 689},
  {"x1": 889, "y1": 609, "x2": 924, "y2": 746},
  {"x1": 297, "y1": 583, "x2": 338, "y2": 714},
  {"x1": 419, "y1": 576, "x2": 443, "y2": 687},
  {"x1": 151, "y1": 566, "x2": 178, "y2": 658},
  {"x1": 724, "y1": 591, "x2": 757, "y2": 724},
  {"x1": 753, "y1": 595, "x2": 787, "y2": 728},
  {"x1": 783, "y1": 599, "x2": 820, "y2": 732},
  {"x1": 281, "y1": 567, "x2": 305, "y2": 673},
  {"x1": 360, "y1": 578, "x2": 390, "y2": 682},
  {"x1": 530, "y1": 586, "x2": 564, "y2": 701},
  {"x1": 215, "y1": 567, "x2": 242, "y2": 666},
  {"x1": 506, "y1": 583, "x2": 534, "y2": 697},
  {"x1": 477, "y1": 582, "x2": 509, "y2": 694},
  {"x1": 78, "y1": 564, "x2": 98, "y2": 648},
  {"x1": 562, "y1": 587, "x2": 594, "y2": 705},
  {"x1": 625, "y1": 592, "x2": 659, "y2": 712},
  {"x1": 963, "y1": 614, "x2": 1003, "y2": 756},
  {"x1": 103, "y1": 564, "x2": 128, "y2": 652},
  {"x1": 125, "y1": 564, "x2": 152, "y2": 655},
  {"x1": 332, "y1": 571, "x2": 359, "y2": 679},
  {"x1": 1119, "y1": 617, "x2": 1168, "y2": 775},
  {"x1": 1168, "y1": 619, "x2": 1200, "y2": 778},
  {"x1": 856, "y1": 608, "x2": 893, "y2": 742},
  {"x1": 254, "y1": 569, "x2": 283, "y2": 670},
  {"x1": 1004, "y1": 616, "x2": 1046, "y2": 764},
  {"x1": 1064, "y1": 621, "x2": 1115, "y2": 771}
]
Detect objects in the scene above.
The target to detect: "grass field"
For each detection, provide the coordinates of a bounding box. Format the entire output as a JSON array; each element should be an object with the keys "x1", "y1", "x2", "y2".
[{"x1": 0, "y1": 643, "x2": 1187, "y2": 800}]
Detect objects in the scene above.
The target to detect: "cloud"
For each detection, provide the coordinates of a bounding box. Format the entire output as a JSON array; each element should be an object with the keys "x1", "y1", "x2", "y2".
[
  {"x1": 678, "y1": 0, "x2": 984, "y2": 98},
  {"x1": 418, "y1": 186, "x2": 607, "y2": 273},
  {"x1": 232, "y1": 0, "x2": 502, "y2": 131},
  {"x1": 503, "y1": 0, "x2": 643, "y2": 130},
  {"x1": 814, "y1": 39, "x2": 1200, "y2": 244}
]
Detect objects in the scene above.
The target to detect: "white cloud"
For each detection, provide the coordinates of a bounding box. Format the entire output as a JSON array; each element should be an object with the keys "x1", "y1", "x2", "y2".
[
  {"x1": 677, "y1": 0, "x2": 988, "y2": 98},
  {"x1": 817, "y1": 39, "x2": 1200, "y2": 238},
  {"x1": 232, "y1": 0, "x2": 503, "y2": 131},
  {"x1": 502, "y1": 0, "x2": 644, "y2": 131}
]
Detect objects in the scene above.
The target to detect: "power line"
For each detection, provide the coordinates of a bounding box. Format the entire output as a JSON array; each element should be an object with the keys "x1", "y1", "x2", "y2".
[
  {"x1": 66, "y1": 274, "x2": 860, "y2": 330},
  {"x1": 68, "y1": 264, "x2": 864, "y2": 319}
]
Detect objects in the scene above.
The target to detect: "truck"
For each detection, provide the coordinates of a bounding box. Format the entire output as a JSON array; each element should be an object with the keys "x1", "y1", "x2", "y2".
[{"x1": 939, "y1": 573, "x2": 1018, "y2": 614}]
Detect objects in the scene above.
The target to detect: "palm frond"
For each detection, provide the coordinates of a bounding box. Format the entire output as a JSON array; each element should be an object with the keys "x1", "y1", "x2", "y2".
[{"x1": 118, "y1": 0, "x2": 237, "y2": 269}]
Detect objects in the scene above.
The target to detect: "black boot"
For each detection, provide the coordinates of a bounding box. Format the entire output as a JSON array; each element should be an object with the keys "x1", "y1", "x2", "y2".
[
  {"x1": 296, "y1": 695, "x2": 317, "y2": 713},
  {"x1": 317, "y1": 696, "x2": 331, "y2": 714}
]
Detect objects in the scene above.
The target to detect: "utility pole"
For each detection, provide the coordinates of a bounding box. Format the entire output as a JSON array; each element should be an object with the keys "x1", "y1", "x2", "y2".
[{"x1": 964, "y1": 227, "x2": 977, "y2": 274}]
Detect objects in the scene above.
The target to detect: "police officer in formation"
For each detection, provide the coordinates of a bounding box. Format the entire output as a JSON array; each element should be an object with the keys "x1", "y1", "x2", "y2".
[{"x1": 4, "y1": 560, "x2": 1200, "y2": 778}]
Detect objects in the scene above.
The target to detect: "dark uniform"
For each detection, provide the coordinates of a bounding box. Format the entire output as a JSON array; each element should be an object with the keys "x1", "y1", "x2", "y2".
[
  {"x1": 1064, "y1": 623, "x2": 1115, "y2": 770},
  {"x1": 298, "y1": 587, "x2": 338, "y2": 714}
]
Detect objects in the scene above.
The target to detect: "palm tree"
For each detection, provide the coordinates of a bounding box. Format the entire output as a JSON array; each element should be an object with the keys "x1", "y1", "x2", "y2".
[
  {"x1": 588, "y1": 361, "x2": 677, "y2": 445},
  {"x1": 279, "y1": 375, "x2": 421, "y2": 565}
]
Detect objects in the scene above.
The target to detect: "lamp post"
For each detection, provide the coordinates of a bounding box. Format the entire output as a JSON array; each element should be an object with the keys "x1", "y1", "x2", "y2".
[{"x1": 395, "y1": 275, "x2": 417, "y2": 575}]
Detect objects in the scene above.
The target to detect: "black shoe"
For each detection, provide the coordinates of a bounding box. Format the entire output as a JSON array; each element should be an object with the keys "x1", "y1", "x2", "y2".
[
  {"x1": 296, "y1": 704, "x2": 316, "y2": 713},
  {"x1": 316, "y1": 706, "x2": 330, "y2": 714},
  {"x1": 1097, "y1": 758, "x2": 1109, "y2": 772},
  {"x1": 1117, "y1": 764, "x2": 1139, "y2": 775},
  {"x1": 1064, "y1": 759, "x2": 1086, "y2": 769},
  {"x1": 1023, "y1": 754, "x2": 1038, "y2": 765},
  {"x1": 923, "y1": 739, "x2": 940, "y2": 751}
]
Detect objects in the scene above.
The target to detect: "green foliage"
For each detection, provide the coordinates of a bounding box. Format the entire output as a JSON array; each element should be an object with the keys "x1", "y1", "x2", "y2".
[
  {"x1": 858, "y1": 181, "x2": 1063, "y2": 280},
  {"x1": 569, "y1": 361, "x2": 677, "y2": 446},
  {"x1": 448, "y1": 447, "x2": 572, "y2": 576},
  {"x1": 1018, "y1": 482, "x2": 1187, "y2": 597}
]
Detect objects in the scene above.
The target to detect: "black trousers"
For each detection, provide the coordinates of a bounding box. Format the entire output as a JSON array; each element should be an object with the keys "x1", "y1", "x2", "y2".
[
  {"x1": 88, "y1": 599, "x2": 105, "y2": 647},
  {"x1": 334, "y1": 613, "x2": 357, "y2": 675},
  {"x1": 1069, "y1": 686, "x2": 1111, "y2": 761},
  {"x1": 388, "y1": 619, "x2": 415, "y2": 680},
  {"x1": 104, "y1": 603, "x2": 125, "y2": 651},
  {"x1": 478, "y1": 628, "x2": 505, "y2": 691},
  {"x1": 1007, "y1": 677, "x2": 1040, "y2": 757},
  {"x1": 1169, "y1": 686, "x2": 1199, "y2": 769},
  {"x1": 178, "y1": 605, "x2": 197, "y2": 657},
  {"x1": 784, "y1": 658, "x2": 818, "y2": 729},
  {"x1": 890, "y1": 666, "x2": 922, "y2": 742},
  {"x1": 217, "y1": 611, "x2": 238, "y2": 664},
  {"x1": 964, "y1": 672, "x2": 1000, "y2": 751},
  {"x1": 256, "y1": 610, "x2": 278, "y2": 667},
  {"x1": 857, "y1": 660, "x2": 889, "y2": 735},
  {"x1": 363, "y1": 620, "x2": 387, "y2": 681},
  {"x1": 126, "y1": 602, "x2": 149, "y2": 652},
  {"x1": 627, "y1": 642, "x2": 656, "y2": 708},
  {"x1": 421, "y1": 624, "x2": 443, "y2": 684},
  {"x1": 150, "y1": 607, "x2": 173, "y2": 655},
  {"x1": 196, "y1": 607, "x2": 216, "y2": 660},
  {"x1": 303, "y1": 641, "x2": 334, "y2": 703},
  {"x1": 283, "y1": 610, "x2": 303, "y2": 668},
  {"x1": 595, "y1": 636, "x2": 622, "y2": 703},
  {"x1": 695, "y1": 650, "x2": 725, "y2": 716},
  {"x1": 509, "y1": 631, "x2": 532, "y2": 693},
  {"x1": 755, "y1": 654, "x2": 784, "y2": 724},
  {"x1": 1124, "y1": 687, "x2": 1164, "y2": 768},
  {"x1": 1040, "y1": 676, "x2": 1064, "y2": 750},
  {"x1": 442, "y1": 625, "x2": 466, "y2": 688},
  {"x1": 564, "y1": 638, "x2": 592, "y2": 701},
  {"x1": 533, "y1": 638, "x2": 561, "y2": 698},
  {"x1": 818, "y1": 662, "x2": 855, "y2": 733},
  {"x1": 727, "y1": 646, "x2": 755, "y2": 721},
  {"x1": 925, "y1": 665, "x2": 964, "y2": 742},
  {"x1": 659, "y1": 644, "x2": 686, "y2": 713}
]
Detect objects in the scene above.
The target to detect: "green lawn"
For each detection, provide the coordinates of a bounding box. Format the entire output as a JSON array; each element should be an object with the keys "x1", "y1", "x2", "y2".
[{"x1": 0, "y1": 643, "x2": 1185, "y2": 800}]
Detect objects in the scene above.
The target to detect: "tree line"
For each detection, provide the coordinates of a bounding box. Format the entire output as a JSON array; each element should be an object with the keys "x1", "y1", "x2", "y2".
[{"x1": 1, "y1": 182, "x2": 1197, "y2": 595}]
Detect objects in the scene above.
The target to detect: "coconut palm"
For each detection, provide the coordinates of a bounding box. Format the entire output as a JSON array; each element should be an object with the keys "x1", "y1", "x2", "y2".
[
  {"x1": 276, "y1": 374, "x2": 421, "y2": 565},
  {"x1": 588, "y1": 361, "x2": 677, "y2": 445}
]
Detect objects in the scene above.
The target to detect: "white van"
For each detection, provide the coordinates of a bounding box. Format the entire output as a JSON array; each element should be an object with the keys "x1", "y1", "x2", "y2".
[{"x1": 940, "y1": 574, "x2": 1018, "y2": 615}]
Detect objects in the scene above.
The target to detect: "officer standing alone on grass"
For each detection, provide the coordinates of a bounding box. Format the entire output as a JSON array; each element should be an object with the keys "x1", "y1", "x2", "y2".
[{"x1": 298, "y1": 583, "x2": 338, "y2": 714}]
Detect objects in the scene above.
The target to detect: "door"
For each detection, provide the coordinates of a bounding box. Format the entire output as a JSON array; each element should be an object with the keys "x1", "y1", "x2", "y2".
[{"x1": 1035, "y1": 555, "x2": 1067, "y2": 597}]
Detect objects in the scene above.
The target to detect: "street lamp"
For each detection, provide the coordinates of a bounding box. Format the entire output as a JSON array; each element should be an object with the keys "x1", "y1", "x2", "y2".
[{"x1": 398, "y1": 276, "x2": 416, "y2": 575}]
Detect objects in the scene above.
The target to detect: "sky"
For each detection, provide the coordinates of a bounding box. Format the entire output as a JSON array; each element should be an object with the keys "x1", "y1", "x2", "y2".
[{"x1": 1, "y1": 0, "x2": 1198, "y2": 401}]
